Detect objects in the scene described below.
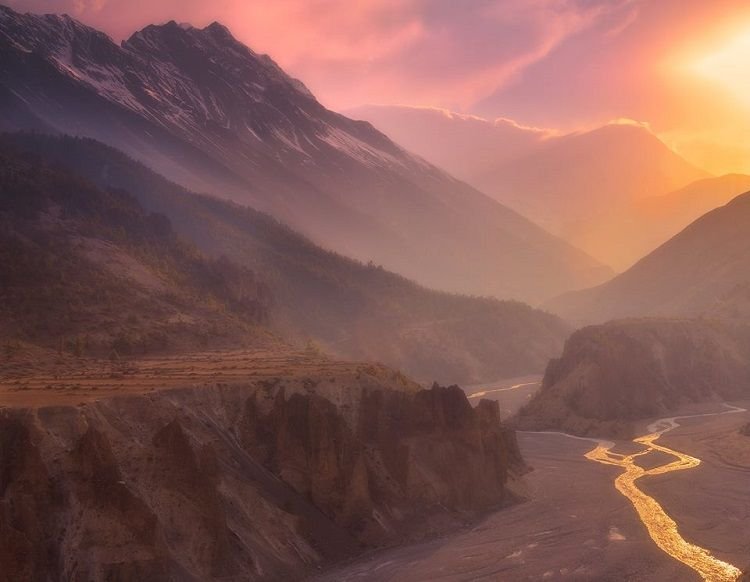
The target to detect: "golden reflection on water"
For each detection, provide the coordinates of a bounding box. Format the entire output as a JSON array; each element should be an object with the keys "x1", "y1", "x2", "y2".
[{"x1": 585, "y1": 427, "x2": 741, "y2": 582}]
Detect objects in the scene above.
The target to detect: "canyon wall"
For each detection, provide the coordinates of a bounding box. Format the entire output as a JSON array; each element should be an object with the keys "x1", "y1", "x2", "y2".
[{"x1": 0, "y1": 366, "x2": 523, "y2": 581}]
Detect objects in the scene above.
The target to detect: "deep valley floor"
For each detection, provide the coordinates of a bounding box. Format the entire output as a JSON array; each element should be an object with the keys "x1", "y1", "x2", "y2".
[{"x1": 314, "y1": 402, "x2": 750, "y2": 581}]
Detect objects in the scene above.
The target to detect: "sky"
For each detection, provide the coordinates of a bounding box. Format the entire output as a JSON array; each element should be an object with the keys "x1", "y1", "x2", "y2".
[{"x1": 8, "y1": 0, "x2": 750, "y2": 174}]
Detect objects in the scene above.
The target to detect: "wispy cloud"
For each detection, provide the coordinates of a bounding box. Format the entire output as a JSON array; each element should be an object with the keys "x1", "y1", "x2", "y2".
[
  {"x1": 6, "y1": 0, "x2": 643, "y2": 110},
  {"x1": 10, "y1": 0, "x2": 750, "y2": 173},
  {"x1": 72, "y1": 0, "x2": 108, "y2": 14}
]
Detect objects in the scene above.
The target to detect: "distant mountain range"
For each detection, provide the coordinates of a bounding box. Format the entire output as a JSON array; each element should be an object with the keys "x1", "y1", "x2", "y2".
[
  {"x1": 554, "y1": 172, "x2": 750, "y2": 269},
  {"x1": 346, "y1": 105, "x2": 552, "y2": 187},
  {"x1": 350, "y1": 104, "x2": 714, "y2": 269},
  {"x1": 547, "y1": 186, "x2": 750, "y2": 324},
  {"x1": 514, "y1": 145, "x2": 750, "y2": 438},
  {"x1": 0, "y1": 5, "x2": 610, "y2": 302}
]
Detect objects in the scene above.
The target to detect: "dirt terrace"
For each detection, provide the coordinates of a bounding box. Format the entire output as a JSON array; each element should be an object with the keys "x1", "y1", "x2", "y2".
[{"x1": 0, "y1": 347, "x2": 383, "y2": 408}]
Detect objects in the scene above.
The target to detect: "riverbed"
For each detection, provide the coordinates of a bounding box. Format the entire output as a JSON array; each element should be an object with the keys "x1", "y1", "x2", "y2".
[{"x1": 313, "y1": 401, "x2": 750, "y2": 581}]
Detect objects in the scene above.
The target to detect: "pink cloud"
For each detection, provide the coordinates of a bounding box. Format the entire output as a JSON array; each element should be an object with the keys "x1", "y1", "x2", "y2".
[
  {"x1": 6, "y1": 0, "x2": 641, "y2": 111},
  {"x1": 9, "y1": 0, "x2": 750, "y2": 173}
]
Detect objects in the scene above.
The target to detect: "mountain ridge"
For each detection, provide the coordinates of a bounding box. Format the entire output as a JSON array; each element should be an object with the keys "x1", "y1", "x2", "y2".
[
  {"x1": 547, "y1": 187, "x2": 750, "y2": 324},
  {"x1": 0, "y1": 4, "x2": 610, "y2": 303},
  {"x1": 350, "y1": 104, "x2": 709, "y2": 268},
  {"x1": 0, "y1": 139, "x2": 276, "y2": 356}
]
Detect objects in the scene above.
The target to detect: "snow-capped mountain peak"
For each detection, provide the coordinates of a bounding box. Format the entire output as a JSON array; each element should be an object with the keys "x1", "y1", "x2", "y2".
[{"x1": 0, "y1": 4, "x2": 611, "y2": 303}]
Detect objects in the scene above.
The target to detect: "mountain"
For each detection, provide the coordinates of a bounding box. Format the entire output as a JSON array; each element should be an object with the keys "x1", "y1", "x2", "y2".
[
  {"x1": 0, "y1": 137, "x2": 529, "y2": 577},
  {"x1": 0, "y1": 141, "x2": 272, "y2": 355},
  {"x1": 346, "y1": 104, "x2": 552, "y2": 186},
  {"x1": 0, "y1": 130, "x2": 528, "y2": 580},
  {"x1": 480, "y1": 123, "x2": 707, "y2": 233},
  {"x1": 563, "y1": 173, "x2": 750, "y2": 269},
  {"x1": 517, "y1": 175, "x2": 750, "y2": 437},
  {"x1": 0, "y1": 5, "x2": 609, "y2": 303},
  {"x1": 349, "y1": 105, "x2": 707, "y2": 267},
  {"x1": 547, "y1": 188, "x2": 750, "y2": 324},
  {"x1": 638, "y1": 174, "x2": 750, "y2": 228},
  {"x1": 1, "y1": 132, "x2": 572, "y2": 384},
  {"x1": 515, "y1": 319, "x2": 750, "y2": 438}
]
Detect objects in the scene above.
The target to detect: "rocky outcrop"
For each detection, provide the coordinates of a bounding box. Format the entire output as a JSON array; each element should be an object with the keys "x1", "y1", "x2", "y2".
[
  {"x1": 515, "y1": 319, "x2": 750, "y2": 437},
  {"x1": 0, "y1": 367, "x2": 523, "y2": 581},
  {"x1": 0, "y1": 413, "x2": 63, "y2": 581}
]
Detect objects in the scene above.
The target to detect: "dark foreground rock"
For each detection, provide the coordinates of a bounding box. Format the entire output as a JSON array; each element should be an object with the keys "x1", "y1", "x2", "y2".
[{"x1": 0, "y1": 366, "x2": 523, "y2": 581}]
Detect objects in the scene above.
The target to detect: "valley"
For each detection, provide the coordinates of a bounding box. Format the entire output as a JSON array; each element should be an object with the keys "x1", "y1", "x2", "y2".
[
  {"x1": 315, "y1": 402, "x2": 750, "y2": 581},
  {"x1": 464, "y1": 376, "x2": 542, "y2": 419},
  {"x1": 2, "y1": 3, "x2": 750, "y2": 580},
  {"x1": 5, "y1": 348, "x2": 749, "y2": 581},
  {"x1": 585, "y1": 405, "x2": 746, "y2": 582}
]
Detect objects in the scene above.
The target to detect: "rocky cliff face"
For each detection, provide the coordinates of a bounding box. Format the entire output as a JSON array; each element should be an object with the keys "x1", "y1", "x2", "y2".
[
  {"x1": 0, "y1": 367, "x2": 522, "y2": 581},
  {"x1": 515, "y1": 319, "x2": 750, "y2": 437}
]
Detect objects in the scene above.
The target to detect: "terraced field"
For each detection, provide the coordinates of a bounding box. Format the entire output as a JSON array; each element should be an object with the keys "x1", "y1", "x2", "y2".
[{"x1": 0, "y1": 347, "x2": 395, "y2": 407}]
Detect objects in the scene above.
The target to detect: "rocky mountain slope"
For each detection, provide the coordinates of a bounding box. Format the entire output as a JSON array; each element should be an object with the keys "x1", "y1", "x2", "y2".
[
  {"x1": 0, "y1": 141, "x2": 272, "y2": 356},
  {"x1": 0, "y1": 5, "x2": 609, "y2": 302},
  {"x1": 0, "y1": 355, "x2": 524, "y2": 581},
  {"x1": 350, "y1": 105, "x2": 707, "y2": 268},
  {"x1": 547, "y1": 188, "x2": 750, "y2": 324},
  {"x1": 1, "y1": 132, "x2": 571, "y2": 384},
  {"x1": 515, "y1": 319, "x2": 750, "y2": 437}
]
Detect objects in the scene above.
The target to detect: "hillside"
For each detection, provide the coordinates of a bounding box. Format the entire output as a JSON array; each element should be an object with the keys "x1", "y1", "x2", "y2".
[
  {"x1": 564, "y1": 173, "x2": 750, "y2": 269},
  {"x1": 350, "y1": 105, "x2": 707, "y2": 267},
  {"x1": 515, "y1": 319, "x2": 750, "y2": 438},
  {"x1": 0, "y1": 5, "x2": 609, "y2": 302},
  {"x1": 1, "y1": 133, "x2": 571, "y2": 384},
  {"x1": 0, "y1": 143, "x2": 272, "y2": 356},
  {"x1": 547, "y1": 188, "x2": 750, "y2": 324}
]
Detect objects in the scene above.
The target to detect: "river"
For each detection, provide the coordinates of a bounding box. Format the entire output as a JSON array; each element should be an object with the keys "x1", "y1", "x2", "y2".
[
  {"x1": 584, "y1": 404, "x2": 746, "y2": 582},
  {"x1": 313, "y1": 402, "x2": 750, "y2": 581}
]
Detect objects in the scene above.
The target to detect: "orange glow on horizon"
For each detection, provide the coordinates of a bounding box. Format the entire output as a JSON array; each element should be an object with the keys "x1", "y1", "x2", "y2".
[
  {"x1": 690, "y1": 32, "x2": 750, "y2": 109},
  {"x1": 655, "y1": 12, "x2": 750, "y2": 175}
]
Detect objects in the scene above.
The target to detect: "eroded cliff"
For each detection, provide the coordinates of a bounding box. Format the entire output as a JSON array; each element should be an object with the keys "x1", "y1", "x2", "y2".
[{"x1": 0, "y1": 362, "x2": 523, "y2": 581}]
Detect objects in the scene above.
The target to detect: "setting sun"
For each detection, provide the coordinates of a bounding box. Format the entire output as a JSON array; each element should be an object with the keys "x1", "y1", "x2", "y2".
[{"x1": 689, "y1": 25, "x2": 750, "y2": 109}]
